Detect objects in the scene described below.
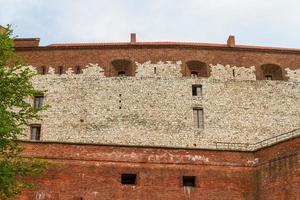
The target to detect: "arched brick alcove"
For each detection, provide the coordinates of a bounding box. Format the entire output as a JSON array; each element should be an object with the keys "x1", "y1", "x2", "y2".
[
  {"x1": 110, "y1": 59, "x2": 135, "y2": 77},
  {"x1": 185, "y1": 60, "x2": 209, "y2": 77},
  {"x1": 259, "y1": 64, "x2": 283, "y2": 80}
]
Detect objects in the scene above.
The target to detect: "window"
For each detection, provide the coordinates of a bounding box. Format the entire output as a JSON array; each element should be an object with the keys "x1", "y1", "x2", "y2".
[
  {"x1": 118, "y1": 71, "x2": 126, "y2": 77},
  {"x1": 191, "y1": 71, "x2": 198, "y2": 77},
  {"x1": 40, "y1": 66, "x2": 46, "y2": 75},
  {"x1": 30, "y1": 125, "x2": 41, "y2": 140},
  {"x1": 34, "y1": 95, "x2": 44, "y2": 109},
  {"x1": 192, "y1": 85, "x2": 202, "y2": 96},
  {"x1": 121, "y1": 174, "x2": 136, "y2": 185},
  {"x1": 74, "y1": 66, "x2": 81, "y2": 74},
  {"x1": 182, "y1": 176, "x2": 196, "y2": 187},
  {"x1": 58, "y1": 66, "x2": 64, "y2": 75},
  {"x1": 265, "y1": 75, "x2": 273, "y2": 80},
  {"x1": 154, "y1": 67, "x2": 157, "y2": 74},
  {"x1": 193, "y1": 108, "x2": 204, "y2": 129}
]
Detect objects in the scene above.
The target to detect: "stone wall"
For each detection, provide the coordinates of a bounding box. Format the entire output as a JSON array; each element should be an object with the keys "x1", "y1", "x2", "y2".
[{"x1": 20, "y1": 64, "x2": 300, "y2": 149}]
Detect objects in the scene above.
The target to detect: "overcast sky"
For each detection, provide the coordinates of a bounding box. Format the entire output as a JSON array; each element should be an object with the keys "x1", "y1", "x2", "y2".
[{"x1": 0, "y1": 0, "x2": 299, "y2": 48}]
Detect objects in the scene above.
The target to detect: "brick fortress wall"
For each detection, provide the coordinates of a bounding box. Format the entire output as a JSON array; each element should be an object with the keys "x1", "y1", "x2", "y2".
[
  {"x1": 16, "y1": 137, "x2": 300, "y2": 200},
  {"x1": 13, "y1": 38, "x2": 300, "y2": 199}
]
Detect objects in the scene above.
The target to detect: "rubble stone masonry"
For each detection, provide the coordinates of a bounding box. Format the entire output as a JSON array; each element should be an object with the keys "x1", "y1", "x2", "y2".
[{"x1": 18, "y1": 63, "x2": 300, "y2": 149}]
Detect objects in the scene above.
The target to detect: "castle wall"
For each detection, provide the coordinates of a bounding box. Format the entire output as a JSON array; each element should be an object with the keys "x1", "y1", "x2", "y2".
[
  {"x1": 13, "y1": 41, "x2": 300, "y2": 199},
  {"x1": 255, "y1": 137, "x2": 300, "y2": 199},
  {"x1": 16, "y1": 137, "x2": 300, "y2": 200},
  {"x1": 17, "y1": 46, "x2": 300, "y2": 78},
  {"x1": 20, "y1": 64, "x2": 300, "y2": 149}
]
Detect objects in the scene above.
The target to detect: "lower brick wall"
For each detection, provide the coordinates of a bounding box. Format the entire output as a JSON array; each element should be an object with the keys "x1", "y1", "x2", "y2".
[
  {"x1": 16, "y1": 138, "x2": 299, "y2": 200},
  {"x1": 255, "y1": 138, "x2": 300, "y2": 200}
]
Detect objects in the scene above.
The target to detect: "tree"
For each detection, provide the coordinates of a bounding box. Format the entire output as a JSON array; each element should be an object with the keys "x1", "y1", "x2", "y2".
[{"x1": 0, "y1": 25, "x2": 47, "y2": 199}]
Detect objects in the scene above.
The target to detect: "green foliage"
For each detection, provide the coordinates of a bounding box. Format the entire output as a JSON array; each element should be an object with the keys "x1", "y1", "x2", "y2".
[{"x1": 0, "y1": 25, "x2": 48, "y2": 199}]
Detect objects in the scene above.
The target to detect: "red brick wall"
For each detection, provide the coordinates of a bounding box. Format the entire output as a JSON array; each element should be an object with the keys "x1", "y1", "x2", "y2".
[
  {"x1": 254, "y1": 138, "x2": 300, "y2": 200},
  {"x1": 15, "y1": 137, "x2": 300, "y2": 200},
  {"x1": 14, "y1": 39, "x2": 40, "y2": 47},
  {"x1": 16, "y1": 45, "x2": 300, "y2": 79}
]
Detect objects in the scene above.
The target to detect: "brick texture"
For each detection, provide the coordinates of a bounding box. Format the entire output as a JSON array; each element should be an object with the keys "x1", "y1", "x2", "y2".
[{"x1": 15, "y1": 137, "x2": 299, "y2": 200}]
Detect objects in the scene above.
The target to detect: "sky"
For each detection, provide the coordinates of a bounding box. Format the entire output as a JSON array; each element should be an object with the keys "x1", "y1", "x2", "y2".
[{"x1": 0, "y1": 0, "x2": 300, "y2": 48}]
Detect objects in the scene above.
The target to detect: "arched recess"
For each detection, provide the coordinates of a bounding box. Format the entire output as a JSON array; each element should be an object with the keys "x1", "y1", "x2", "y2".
[
  {"x1": 110, "y1": 59, "x2": 135, "y2": 77},
  {"x1": 260, "y1": 64, "x2": 283, "y2": 80},
  {"x1": 185, "y1": 60, "x2": 208, "y2": 77}
]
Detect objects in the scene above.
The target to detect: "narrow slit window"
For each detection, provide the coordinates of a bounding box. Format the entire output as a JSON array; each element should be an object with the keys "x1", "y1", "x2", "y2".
[
  {"x1": 58, "y1": 66, "x2": 64, "y2": 75},
  {"x1": 30, "y1": 125, "x2": 41, "y2": 140},
  {"x1": 192, "y1": 85, "x2": 202, "y2": 96},
  {"x1": 34, "y1": 95, "x2": 44, "y2": 109},
  {"x1": 154, "y1": 67, "x2": 157, "y2": 74},
  {"x1": 75, "y1": 66, "x2": 81, "y2": 74},
  {"x1": 121, "y1": 174, "x2": 136, "y2": 185},
  {"x1": 182, "y1": 176, "x2": 196, "y2": 187},
  {"x1": 40, "y1": 66, "x2": 46, "y2": 75},
  {"x1": 193, "y1": 108, "x2": 204, "y2": 129}
]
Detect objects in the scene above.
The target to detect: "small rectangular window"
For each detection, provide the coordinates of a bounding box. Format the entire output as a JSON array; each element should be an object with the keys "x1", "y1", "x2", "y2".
[
  {"x1": 118, "y1": 71, "x2": 126, "y2": 77},
  {"x1": 57, "y1": 66, "x2": 64, "y2": 75},
  {"x1": 30, "y1": 125, "x2": 41, "y2": 140},
  {"x1": 182, "y1": 176, "x2": 196, "y2": 187},
  {"x1": 40, "y1": 66, "x2": 46, "y2": 75},
  {"x1": 191, "y1": 71, "x2": 198, "y2": 78},
  {"x1": 192, "y1": 85, "x2": 202, "y2": 96},
  {"x1": 121, "y1": 174, "x2": 136, "y2": 185},
  {"x1": 265, "y1": 75, "x2": 273, "y2": 80},
  {"x1": 193, "y1": 108, "x2": 204, "y2": 129},
  {"x1": 75, "y1": 66, "x2": 81, "y2": 74},
  {"x1": 34, "y1": 95, "x2": 44, "y2": 109}
]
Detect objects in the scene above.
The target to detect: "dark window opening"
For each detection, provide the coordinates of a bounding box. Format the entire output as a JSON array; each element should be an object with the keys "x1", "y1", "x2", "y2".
[
  {"x1": 193, "y1": 108, "x2": 204, "y2": 129},
  {"x1": 75, "y1": 66, "x2": 81, "y2": 74},
  {"x1": 182, "y1": 176, "x2": 196, "y2": 187},
  {"x1": 192, "y1": 85, "x2": 202, "y2": 96},
  {"x1": 232, "y1": 69, "x2": 235, "y2": 77},
  {"x1": 40, "y1": 66, "x2": 46, "y2": 75},
  {"x1": 34, "y1": 95, "x2": 44, "y2": 109},
  {"x1": 121, "y1": 174, "x2": 136, "y2": 185},
  {"x1": 265, "y1": 75, "x2": 273, "y2": 80},
  {"x1": 154, "y1": 67, "x2": 157, "y2": 74},
  {"x1": 30, "y1": 125, "x2": 41, "y2": 140},
  {"x1": 191, "y1": 71, "x2": 198, "y2": 77},
  {"x1": 118, "y1": 71, "x2": 126, "y2": 77},
  {"x1": 58, "y1": 66, "x2": 64, "y2": 75}
]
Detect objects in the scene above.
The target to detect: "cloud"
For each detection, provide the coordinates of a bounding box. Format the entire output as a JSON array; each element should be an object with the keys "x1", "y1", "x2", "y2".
[{"x1": 0, "y1": 0, "x2": 299, "y2": 48}]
